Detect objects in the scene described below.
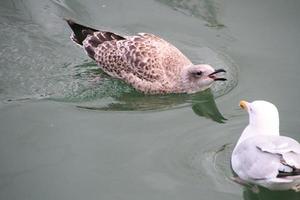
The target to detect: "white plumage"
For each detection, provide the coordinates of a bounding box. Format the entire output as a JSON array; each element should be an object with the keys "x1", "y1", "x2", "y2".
[{"x1": 231, "y1": 100, "x2": 300, "y2": 191}]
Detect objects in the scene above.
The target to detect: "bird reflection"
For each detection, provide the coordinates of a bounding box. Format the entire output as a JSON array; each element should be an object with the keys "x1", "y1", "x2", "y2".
[{"x1": 77, "y1": 89, "x2": 226, "y2": 123}]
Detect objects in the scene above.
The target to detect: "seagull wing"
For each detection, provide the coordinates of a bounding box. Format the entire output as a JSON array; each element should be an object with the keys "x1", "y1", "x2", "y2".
[
  {"x1": 256, "y1": 136, "x2": 300, "y2": 176},
  {"x1": 232, "y1": 137, "x2": 282, "y2": 180},
  {"x1": 233, "y1": 135, "x2": 300, "y2": 181}
]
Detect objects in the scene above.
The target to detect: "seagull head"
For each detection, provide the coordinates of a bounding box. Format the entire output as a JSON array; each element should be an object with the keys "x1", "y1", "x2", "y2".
[
  {"x1": 239, "y1": 100, "x2": 280, "y2": 135},
  {"x1": 182, "y1": 64, "x2": 226, "y2": 93}
]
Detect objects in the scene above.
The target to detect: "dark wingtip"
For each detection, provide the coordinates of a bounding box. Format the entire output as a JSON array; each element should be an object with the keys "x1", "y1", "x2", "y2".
[
  {"x1": 63, "y1": 17, "x2": 72, "y2": 24},
  {"x1": 64, "y1": 18, "x2": 99, "y2": 45},
  {"x1": 63, "y1": 18, "x2": 78, "y2": 28}
]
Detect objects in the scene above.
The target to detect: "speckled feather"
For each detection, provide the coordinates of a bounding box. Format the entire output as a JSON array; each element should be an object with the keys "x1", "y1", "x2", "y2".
[{"x1": 82, "y1": 32, "x2": 192, "y2": 94}]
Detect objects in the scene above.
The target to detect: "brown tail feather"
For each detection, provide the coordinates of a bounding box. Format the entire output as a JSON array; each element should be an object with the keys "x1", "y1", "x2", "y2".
[
  {"x1": 65, "y1": 19, "x2": 125, "y2": 46},
  {"x1": 65, "y1": 19, "x2": 99, "y2": 45}
]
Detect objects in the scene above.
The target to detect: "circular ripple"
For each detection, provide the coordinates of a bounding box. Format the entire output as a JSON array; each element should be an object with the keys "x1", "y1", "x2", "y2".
[{"x1": 149, "y1": 126, "x2": 240, "y2": 194}]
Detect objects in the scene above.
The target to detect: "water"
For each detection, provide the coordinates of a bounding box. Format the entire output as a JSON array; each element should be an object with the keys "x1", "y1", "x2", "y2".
[{"x1": 0, "y1": 0, "x2": 300, "y2": 199}]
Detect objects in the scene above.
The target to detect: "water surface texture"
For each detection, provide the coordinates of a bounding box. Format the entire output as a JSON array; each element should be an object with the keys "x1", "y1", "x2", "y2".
[{"x1": 1, "y1": 0, "x2": 300, "y2": 200}]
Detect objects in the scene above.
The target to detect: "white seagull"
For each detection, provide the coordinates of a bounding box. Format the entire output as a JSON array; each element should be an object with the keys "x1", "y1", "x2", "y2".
[{"x1": 231, "y1": 100, "x2": 300, "y2": 191}]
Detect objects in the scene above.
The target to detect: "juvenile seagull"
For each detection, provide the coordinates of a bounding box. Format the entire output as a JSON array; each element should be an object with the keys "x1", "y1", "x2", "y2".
[
  {"x1": 65, "y1": 19, "x2": 226, "y2": 94},
  {"x1": 231, "y1": 100, "x2": 300, "y2": 191}
]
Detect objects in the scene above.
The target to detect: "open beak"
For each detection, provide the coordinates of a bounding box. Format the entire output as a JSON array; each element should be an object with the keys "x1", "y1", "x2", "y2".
[
  {"x1": 208, "y1": 69, "x2": 227, "y2": 81},
  {"x1": 239, "y1": 100, "x2": 249, "y2": 110}
]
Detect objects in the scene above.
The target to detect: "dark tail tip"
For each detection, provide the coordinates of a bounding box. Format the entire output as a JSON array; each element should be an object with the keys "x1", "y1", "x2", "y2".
[{"x1": 64, "y1": 18, "x2": 98, "y2": 45}]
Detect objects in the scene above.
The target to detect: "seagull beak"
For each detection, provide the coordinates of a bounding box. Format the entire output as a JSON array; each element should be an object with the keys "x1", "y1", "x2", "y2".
[
  {"x1": 208, "y1": 69, "x2": 227, "y2": 81},
  {"x1": 239, "y1": 100, "x2": 249, "y2": 110}
]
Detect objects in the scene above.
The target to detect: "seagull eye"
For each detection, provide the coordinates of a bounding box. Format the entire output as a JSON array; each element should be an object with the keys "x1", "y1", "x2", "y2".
[{"x1": 194, "y1": 71, "x2": 202, "y2": 76}]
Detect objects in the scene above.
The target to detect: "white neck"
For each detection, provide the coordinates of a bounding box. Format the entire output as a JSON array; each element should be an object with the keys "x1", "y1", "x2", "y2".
[
  {"x1": 236, "y1": 100, "x2": 281, "y2": 146},
  {"x1": 236, "y1": 123, "x2": 280, "y2": 146},
  {"x1": 181, "y1": 66, "x2": 196, "y2": 92}
]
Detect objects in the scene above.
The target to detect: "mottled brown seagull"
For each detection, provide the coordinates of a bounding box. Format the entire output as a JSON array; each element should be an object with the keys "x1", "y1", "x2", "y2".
[{"x1": 66, "y1": 19, "x2": 226, "y2": 94}]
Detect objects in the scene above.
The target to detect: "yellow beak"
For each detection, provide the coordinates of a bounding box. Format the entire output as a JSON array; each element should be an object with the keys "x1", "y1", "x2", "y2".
[{"x1": 239, "y1": 100, "x2": 249, "y2": 110}]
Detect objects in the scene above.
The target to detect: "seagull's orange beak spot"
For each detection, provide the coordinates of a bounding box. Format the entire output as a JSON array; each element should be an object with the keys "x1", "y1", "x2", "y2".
[{"x1": 239, "y1": 100, "x2": 249, "y2": 111}]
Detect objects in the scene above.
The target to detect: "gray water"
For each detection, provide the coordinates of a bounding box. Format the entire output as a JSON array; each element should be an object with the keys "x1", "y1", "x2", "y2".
[{"x1": 0, "y1": 0, "x2": 300, "y2": 199}]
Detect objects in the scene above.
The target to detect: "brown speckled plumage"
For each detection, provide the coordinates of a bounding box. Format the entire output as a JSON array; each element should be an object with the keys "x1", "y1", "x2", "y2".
[{"x1": 66, "y1": 19, "x2": 226, "y2": 94}]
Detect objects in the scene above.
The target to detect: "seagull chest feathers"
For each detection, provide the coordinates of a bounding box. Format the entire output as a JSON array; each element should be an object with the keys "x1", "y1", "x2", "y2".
[
  {"x1": 66, "y1": 19, "x2": 226, "y2": 94},
  {"x1": 232, "y1": 100, "x2": 300, "y2": 191}
]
